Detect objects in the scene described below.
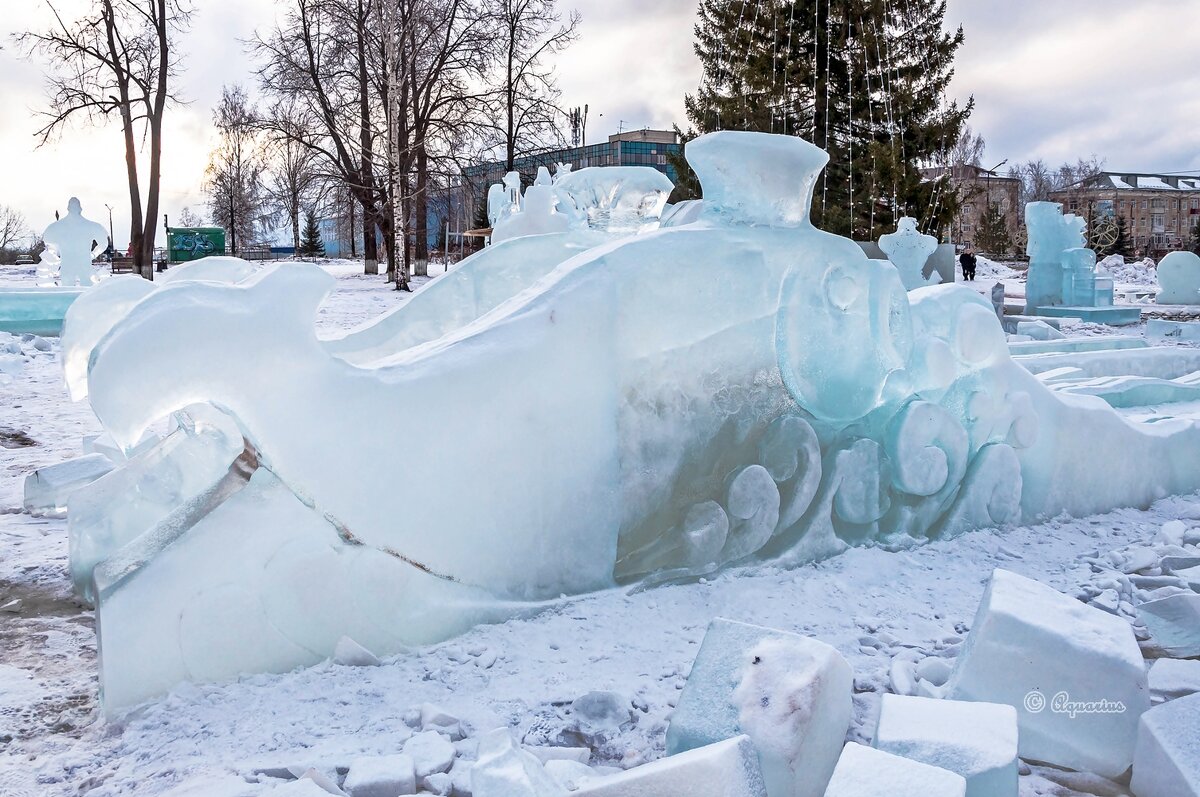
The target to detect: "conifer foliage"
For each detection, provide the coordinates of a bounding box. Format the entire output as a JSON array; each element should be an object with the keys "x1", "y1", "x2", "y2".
[{"x1": 672, "y1": 0, "x2": 971, "y2": 241}]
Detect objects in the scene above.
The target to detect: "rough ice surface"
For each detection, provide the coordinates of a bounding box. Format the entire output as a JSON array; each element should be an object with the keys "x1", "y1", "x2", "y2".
[
  {"x1": 1139, "y1": 594, "x2": 1200, "y2": 657},
  {"x1": 75, "y1": 130, "x2": 1200, "y2": 705},
  {"x1": 572, "y1": 735, "x2": 766, "y2": 797},
  {"x1": 879, "y1": 217, "x2": 941, "y2": 290},
  {"x1": 1147, "y1": 318, "x2": 1200, "y2": 342},
  {"x1": 23, "y1": 454, "x2": 113, "y2": 516},
  {"x1": 823, "y1": 743, "x2": 965, "y2": 797},
  {"x1": 470, "y1": 728, "x2": 565, "y2": 797},
  {"x1": 343, "y1": 754, "x2": 416, "y2": 797},
  {"x1": 1149, "y1": 659, "x2": 1200, "y2": 703},
  {"x1": 553, "y1": 167, "x2": 673, "y2": 234},
  {"x1": 872, "y1": 694, "x2": 1017, "y2": 797},
  {"x1": 41, "y1": 198, "x2": 109, "y2": 287},
  {"x1": 667, "y1": 619, "x2": 850, "y2": 797},
  {"x1": 1155, "y1": 250, "x2": 1200, "y2": 305},
  {"x1": 946, "y1": 568, "x2": 1148, "y2": 777},
  {"x1": 1129, "y1": 692, "x2": 1200, "y2": 797}
]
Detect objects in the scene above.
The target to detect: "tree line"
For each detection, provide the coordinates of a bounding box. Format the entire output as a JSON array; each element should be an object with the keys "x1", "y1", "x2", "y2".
[{"x1": 20, "y1": 0, "x2": 577, "y2": 284}]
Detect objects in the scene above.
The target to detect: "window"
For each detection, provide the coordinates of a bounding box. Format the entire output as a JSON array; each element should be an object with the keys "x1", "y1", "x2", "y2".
[
  {"x1": 1192, "y1": 198, "x2": 1200, "y2": 210},
  {"x1": 1142, "y1": 199, "x2": 1149, "y2": 209},
  {"x1": 1152, "y1": 214, "x2": 1165, "y2": 230}
]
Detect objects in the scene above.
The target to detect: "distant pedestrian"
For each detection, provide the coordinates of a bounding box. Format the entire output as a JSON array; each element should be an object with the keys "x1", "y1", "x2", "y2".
[{"x1": 959, "y1": 248, "x2": 978, "y2": 281}]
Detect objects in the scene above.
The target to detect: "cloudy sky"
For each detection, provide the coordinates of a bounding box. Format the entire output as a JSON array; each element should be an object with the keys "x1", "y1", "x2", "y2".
[{"x1": 0, "y1": 0, "x2": 1196, "y2": 247}]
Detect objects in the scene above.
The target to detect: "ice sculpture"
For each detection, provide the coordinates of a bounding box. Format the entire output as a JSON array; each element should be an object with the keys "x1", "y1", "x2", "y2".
[
  {"x1": 879, "y1": 217, "x2": 940, "y2": 290},
  {"x1": 555, "y1": 167, "x2": 674, "y2": 234},
  {"x1": 1155, "y1": 250, "x2": 1200, "y2": 305},
  {"x1": 78, "y1": 130, "x2": 1200, "y2": 710},
  {"x1": 1025, "y1": 202, "x2": 1086, "y2": 311},
  {"x1": 490, "y1": 182, "x2": 572, "y2": 244},
  {"x1": 42, "y1": 198, "x2": 110, "y2": 287}
]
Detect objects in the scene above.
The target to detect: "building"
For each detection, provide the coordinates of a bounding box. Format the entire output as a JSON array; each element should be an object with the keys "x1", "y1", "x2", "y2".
[
  {"x1": 922, "y1": 164, "x2": 1022, "y2": 253},
  {"x1": 1049, "y1": 172, "x2": 1200, "y2": 257},
  {"x1": 457, "y1": 129, "x2": 682, "y2": 226}
]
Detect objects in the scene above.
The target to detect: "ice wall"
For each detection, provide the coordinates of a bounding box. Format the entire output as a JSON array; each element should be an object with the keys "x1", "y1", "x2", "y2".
[{"x1": 79, "y1": 130, "x2": 1200, "y2": 710}]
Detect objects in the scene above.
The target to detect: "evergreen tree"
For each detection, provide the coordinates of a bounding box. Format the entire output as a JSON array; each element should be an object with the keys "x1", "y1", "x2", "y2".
[
  {"x1": 672, "y1": 0, "x2": 970, "y2": 240},
  {"x1": 299, "y1": 209, "x2": 325, "y2": 258},
  {"x1": 974, "y1": 202, "x2": 1012, "y2": 256},
  {"x1": 1109, "y1": 215, "x2": 1132, "y2": 259}
]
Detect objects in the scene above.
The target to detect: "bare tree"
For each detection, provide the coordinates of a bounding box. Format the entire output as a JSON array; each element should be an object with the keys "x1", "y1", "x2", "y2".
[
  {"x1": 21, "y1": 1, "x2": 191, "y2": 279},
  {"x1": 176, "y1": 206, "x2": 204, "y2": 227},
  {"x1": 489, "y1": 0, "x2": 578, "y2": 172},
  {"x1": 0, "y1": 205, "x2": 30, "y2": 252},
  {"x1": 262, "y1": 96, "x2": 321, "y2": 254},
  {"x1": 950, "y1": 124, "x2": 985, "y2": 168},
  {"x1": 205, "y1": 85, "x2": 271, "y2": 253}
]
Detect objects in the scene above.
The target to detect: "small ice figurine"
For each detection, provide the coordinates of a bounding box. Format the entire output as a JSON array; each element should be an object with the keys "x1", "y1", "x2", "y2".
[
  {"x1": 43, "y1": 198, "x2": 109, "y2": 287},
  {"x1": 879, "y1": 217, "x2": 940, "y2": 290}
]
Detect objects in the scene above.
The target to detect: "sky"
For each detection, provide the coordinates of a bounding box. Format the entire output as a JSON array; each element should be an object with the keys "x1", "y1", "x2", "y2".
[{"x1": 0, "y1": 0, "x2": 1197, "y2": 248}]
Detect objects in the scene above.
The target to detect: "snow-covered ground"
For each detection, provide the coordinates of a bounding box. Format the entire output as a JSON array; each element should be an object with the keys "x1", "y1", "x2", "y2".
[{"x1": 1, "y1": 261, "x2": 1198, "y2": 796}]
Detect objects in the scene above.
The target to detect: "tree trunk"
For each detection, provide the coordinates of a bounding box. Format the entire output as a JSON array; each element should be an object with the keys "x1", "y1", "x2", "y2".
[
  {"x1": 414, "y1": 142, "x2": 429, "y2": 277},
  {"x1": 356, "y1": 0, "x2": 378, "y2": 275}
]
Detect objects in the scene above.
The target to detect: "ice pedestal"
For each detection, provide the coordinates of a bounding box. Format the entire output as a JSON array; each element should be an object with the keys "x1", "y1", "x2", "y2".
[
  {"x1": 946, "y1": 569, "x2": 1148, "y2": 777},
  {"x1": 873, "y1": 694, "x2": 1018, "y2": 797},
  {"x1": 572, "y1": 736, "x2": 766, "y2": 797},
  {"x1": 823, "y1": 743, "x2": 965, "y2": 797},
  {"x1": 23, "y1": 454, "x2": 113, "y2": 516},
  {"x1": 1129, "y1": 692, "x2": 1200, "y2": 797},
  {"x1": 0, "y1": 286, "x2": 85, "y2": 336},
  {"x1": 666, "y1": 619, "x2": 851, "y2": 797}
]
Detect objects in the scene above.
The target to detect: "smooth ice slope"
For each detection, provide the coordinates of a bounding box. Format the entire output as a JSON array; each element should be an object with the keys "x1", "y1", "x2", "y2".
[
  {"x1": 1129, "y1": 692, "x2": 1200, "y2": 797},
  {"x1": 873, "y1": 694, "x2": 1017, "y2": 797},
  {"x1": 667, "y1": 619, "x2": 850, "y2": 797},
  {"x1": 572, "y1": 736, "x2": 766, "y2": 797},
  {"x1": 946, "y1": 569, "x2": 1148, "y2": 777},
  {"x1": 824, "y1": 743, "x2": 965, "y2": 797},
  {"x1": 1156, "y1": 250, "x2": 1200, "y2": 305}
]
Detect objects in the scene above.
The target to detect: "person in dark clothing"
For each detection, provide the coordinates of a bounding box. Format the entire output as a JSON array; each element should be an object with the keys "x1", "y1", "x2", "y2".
[{"x1": 959, "y1": 248, "x2": 978, "y2": 281}]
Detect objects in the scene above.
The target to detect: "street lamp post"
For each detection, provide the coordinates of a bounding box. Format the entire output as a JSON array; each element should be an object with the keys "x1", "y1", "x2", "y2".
[
  {"x1": 104, "y1": 203, "x2": 114, "y2": 260},
  {"x1": 985, "y1": 159, "x2": 1008, "y2": 251}
]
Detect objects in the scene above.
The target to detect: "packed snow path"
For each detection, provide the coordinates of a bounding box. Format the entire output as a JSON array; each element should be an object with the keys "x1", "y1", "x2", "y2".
[{"x1": 0, "y1": 262, "x2": 1196, "y2": 797}]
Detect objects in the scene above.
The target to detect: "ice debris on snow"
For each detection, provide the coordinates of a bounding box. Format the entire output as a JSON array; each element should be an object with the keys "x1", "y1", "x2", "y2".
[
  {"x1": 1130, "y1": 691, "x2": 1200, "y2": 797},
  {"x1": 331, "y1": 636, "x2": 381, "y2": 667},
  {"x1": 471, "y1": 728, "x2": 565, "y2": 797},
  {"x1": 572, "y1": 735, "x2": 766, "y2": 797},
  {"x1": 946, "y1": 568, "x2": 1148, "y2": 778},
  {"x1": 1148, "y1": 658, "x2": 1200, "y2": 703},
  {"x1": 1139, "y1": 594, "x2": 1200, "y2": 658},
  {"x1": 823, "y1": 743, "x2": 965, "y2": 797},
  {"x1": 872, "y1": 694, "x2": 1017, "y2": 797}
]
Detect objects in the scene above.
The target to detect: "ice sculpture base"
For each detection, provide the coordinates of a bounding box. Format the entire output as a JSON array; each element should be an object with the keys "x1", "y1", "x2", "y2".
[
  {"x1": 1030, "y1": 305, "x2": 1141, "y2": 326},
  {"x1": 0, "y1": 286, "x2": 86, "y2": 335}
]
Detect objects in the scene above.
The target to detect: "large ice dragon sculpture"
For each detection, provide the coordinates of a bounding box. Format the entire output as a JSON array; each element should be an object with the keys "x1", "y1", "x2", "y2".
[{"x1": 76, "y1": 131, "x2": 1200, "y2": 711}]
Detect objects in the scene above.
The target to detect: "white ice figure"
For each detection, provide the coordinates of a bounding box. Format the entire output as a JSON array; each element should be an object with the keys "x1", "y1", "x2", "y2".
[
  {"x1": 490, "y1": 183, "x2": 571, "y2": 244},
  {"x1": 486, "y1": 183, "x2": 508, "y2": 227},
  {"x1": 1155, "y1": 250, "x2": 1200, "y2": 305},
  {"x1": 554, "y1": 163, "x2": 573, "y2": 182},
  {"x1": 879, "y1": 217, "x2": 940, "y2": 290},
  {"x1": 534, "y1": 166, "x2": 553, "y2": 186},
  {"x1": 42, "y1": 198, "x2": 109, "y2": 287},
  {"x1": 80, "y1": 131, "x2": 1200, "y2": 707}
]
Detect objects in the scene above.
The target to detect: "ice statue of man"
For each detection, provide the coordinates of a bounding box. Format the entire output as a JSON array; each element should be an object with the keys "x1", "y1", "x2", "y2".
[
  {"x1": 43, "y1": 198, "x2": 109, "y2": 287},
  {"x1": 879, "y1": 216, "x2": 940, "y2": 290},
  {"x1": 533, "y1": 166, "x2": 553, "y2": 186}
]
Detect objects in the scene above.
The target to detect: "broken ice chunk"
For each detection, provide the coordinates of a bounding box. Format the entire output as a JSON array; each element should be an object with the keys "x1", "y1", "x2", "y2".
[
  {"x1": 572, "y1": 735, "x2": 766, "y2": 797},
  {"x1": 824, "y1": 743, "x2": 965, "y2": 797},
  {"x1": 23, "y1": 454, "x2": 112, "y2": 516},
  {"x1": 1129, "y1": 692, "x2": 1200, "y2": 797},
  {"x1": 1140, "y1": 594, "x2": 1200, "y2": 658},
  {"x1": 1148, "y1": 659, "x2": 1200, "y2": 703},
  {"x1": 946, "y1": 569, "x2": 1148, "y2": 778},
  {"x1": 343, "y1": 754, "x2": 416, "y2": 797},
  {"x1": 872, "y1": 694, "x2": 1017, "y2": 797}
]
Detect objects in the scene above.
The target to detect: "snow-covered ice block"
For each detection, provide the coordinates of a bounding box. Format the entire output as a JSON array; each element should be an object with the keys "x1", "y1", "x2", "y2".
[
  {"x1": 572, "y1": 735, "x2": 766, "y2": 797},
  {"x1": 23, "y1": 453, "x2": 113, "y2": 516},
  {"x1": 1149, "y1": 659, "x2": 1200, "y2": 703},
  {"x1": 471, "y1": 728, "x2": 563, "y2": 797},
  {"x1": 1140, "y1": 595, "x2": 1200, "y2": 658},
  {"x1": 946, "y1": 569, "x2": 1148, "y2": 777},
  {"x1": 666, "y1": 618, "x2": 851, "y2": 797},
  {"x1": 1129, "y1": 692, "x2": 1200, "y2": 797},
  {"x1": 873, "y1": 694, "x2": 1017, "y2": 797},
  {"x1": 404, "y1": 731, "x2": 456, "y2": 778},
  {"x1": 344, "y1": 754, "x2": 416, "y2": 797},
  {"x1": 824, "y1": 743, "x2": 965, "y2": 797}
]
